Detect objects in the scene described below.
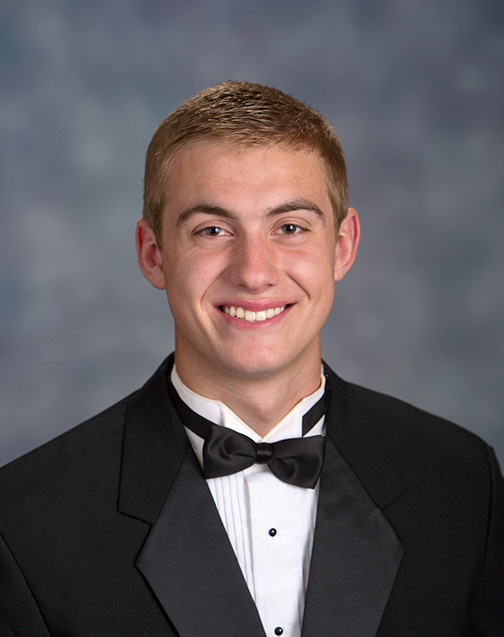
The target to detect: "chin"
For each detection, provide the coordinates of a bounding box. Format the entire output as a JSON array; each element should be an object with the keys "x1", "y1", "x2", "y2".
[{"x1": 218, "y1": 350, "x2": 301, "y2": 380}]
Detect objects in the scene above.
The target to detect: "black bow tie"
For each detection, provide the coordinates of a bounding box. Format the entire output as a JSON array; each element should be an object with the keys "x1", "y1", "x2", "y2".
[{"x1": 167, "y1": 378, "x2": 329, "y2": 489}]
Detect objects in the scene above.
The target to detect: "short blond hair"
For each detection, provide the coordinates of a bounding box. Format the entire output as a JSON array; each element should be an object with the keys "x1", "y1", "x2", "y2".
[{"x1": 143, "y1": 81, "x2": 348, "y2": 243}]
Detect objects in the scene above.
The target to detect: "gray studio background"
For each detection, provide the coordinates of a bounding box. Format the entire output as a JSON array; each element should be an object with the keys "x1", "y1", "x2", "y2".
[{"x1": 1, "y1": 0, "x2": 503, "y2": 467}]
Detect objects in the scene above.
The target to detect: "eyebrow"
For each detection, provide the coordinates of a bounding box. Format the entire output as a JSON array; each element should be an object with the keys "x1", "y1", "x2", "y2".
[
  {"x1": 176, "y1": 198, "x2": 324, "y2": 226},
  {"x1": 176, "y1": 205, "x2": 237, "y2": 226},
  {"x1": 267, "y1": 199, "x2": 324, "y2": 218}
]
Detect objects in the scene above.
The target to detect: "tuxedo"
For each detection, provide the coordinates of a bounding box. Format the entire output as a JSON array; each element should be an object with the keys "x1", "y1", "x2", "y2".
[{"x1": 0, "y1": 355, "x2": 503, "y2": 636}]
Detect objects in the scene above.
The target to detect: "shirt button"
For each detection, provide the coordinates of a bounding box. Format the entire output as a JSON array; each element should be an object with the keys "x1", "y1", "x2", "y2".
[
  {"x1": 268, "y1": 528, "x2": 277, "y2": 537},
  {"x1": 274, "y1": 628, "x2": 283, "y2": 636}
]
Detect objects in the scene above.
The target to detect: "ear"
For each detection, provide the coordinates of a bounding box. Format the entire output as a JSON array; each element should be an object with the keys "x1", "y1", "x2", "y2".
[
  {"x1": 135, "y1": 219, "x2": 166, "y2": 290},
  {"x1": 334, "y1": 208, "x2": 360, "y2": 282}
]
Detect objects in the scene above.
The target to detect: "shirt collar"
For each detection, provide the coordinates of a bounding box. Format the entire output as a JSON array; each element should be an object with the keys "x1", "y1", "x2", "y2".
[{"x1": 170, "y1": 364, "x2": 326, "y2": 443}]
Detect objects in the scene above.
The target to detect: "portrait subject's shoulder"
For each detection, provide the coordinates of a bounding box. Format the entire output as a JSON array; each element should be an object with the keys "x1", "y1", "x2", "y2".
[
  {"x1": 354, "y1": 381, "x2": 488, "y2": 451},
  {"x1": 0, "y1": 356, "x2": 175, "y2": 524},
  {"x1": 0, "y1": 389, "x2": 137, "y2": 515},
  {"x1": 325, "y1": 364, "x2": 497, "y2": 479},
  {"x1": 0, "y1": 356, "x2": 174, "y2": 487}
]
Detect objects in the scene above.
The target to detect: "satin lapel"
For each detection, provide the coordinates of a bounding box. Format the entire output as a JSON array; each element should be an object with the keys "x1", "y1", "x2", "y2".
[
  {"x1": 136, "y1": 449, "x2": 266, "y2": 637},
  {"x1": 302, "y1": 438, "x2": 403, "y2": 636},
  {"x1": 118, "y1": 355, "x2": 265, "y2": 637},
  {"x1": 301, "y1": 367, "x2": 404, "y2": 637},
  {"x1": 118, "y1": 355, "x2": 189, "y2": 525}
]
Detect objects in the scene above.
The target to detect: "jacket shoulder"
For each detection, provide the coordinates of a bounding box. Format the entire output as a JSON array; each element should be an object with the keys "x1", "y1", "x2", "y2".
[
  {"x1": 0, "y1": 356, "x2": 175, "y2": 520},
  {"x1": 325, "y1": 365, "x2": 495, "y2": 480},
  {"x1": 0, "y1": 356, "x2": 175, "y2": 483},
  {"x1": 0, "y1": 391, "x2": 136, "y2": 515},
  {"x1": 350, "y1": 380, "x2": 488, "y2": 454}
]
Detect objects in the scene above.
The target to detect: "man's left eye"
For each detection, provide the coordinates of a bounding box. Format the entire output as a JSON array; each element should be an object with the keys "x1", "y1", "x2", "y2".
[
  {"x1": 278, "y1": 223, "x2": 302, "y2": 235},
  {"x1": 202, "y1": 226, "x2": 224, "y2": 236}
]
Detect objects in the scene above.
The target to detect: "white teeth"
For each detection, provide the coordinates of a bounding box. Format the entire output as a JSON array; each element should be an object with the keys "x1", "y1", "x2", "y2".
[{"x1": 222, "y1": 305, "x2": 286, "y2": 323}]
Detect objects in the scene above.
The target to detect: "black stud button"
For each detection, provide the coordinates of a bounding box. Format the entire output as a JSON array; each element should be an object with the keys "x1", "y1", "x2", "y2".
[
  {"x1": 268, "y1": 528, "x2": 277, "y2": 537},
  {"x1": 274, "y1": 628, "x2": 283, "y2": 636}
]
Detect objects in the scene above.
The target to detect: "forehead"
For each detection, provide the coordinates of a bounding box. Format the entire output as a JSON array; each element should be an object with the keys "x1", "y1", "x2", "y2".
[{"x1": 165, "y1": 141, "x2": 331, "y2": 210}]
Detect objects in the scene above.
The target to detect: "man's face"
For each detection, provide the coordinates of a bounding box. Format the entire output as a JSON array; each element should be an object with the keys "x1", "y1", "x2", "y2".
[{"x1": 140, "y1": 141, "x2": 357, "y2": 387}]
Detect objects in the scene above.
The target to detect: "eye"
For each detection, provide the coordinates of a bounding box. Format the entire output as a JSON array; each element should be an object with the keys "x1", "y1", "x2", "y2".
[
  {"x1": 200, "y1": 226, "x2": 228, "y2": 237},
  {"x1": 277, "y1": 223, "x2": 303, "y2": 235}
]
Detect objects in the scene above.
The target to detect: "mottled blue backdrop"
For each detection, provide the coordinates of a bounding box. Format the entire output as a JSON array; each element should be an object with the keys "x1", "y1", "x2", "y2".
[{"x1": 1, "y1": 0, "x2": 503, "y2": 466}]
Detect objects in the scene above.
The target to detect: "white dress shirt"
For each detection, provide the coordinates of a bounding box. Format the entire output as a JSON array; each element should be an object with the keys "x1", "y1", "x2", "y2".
[{"x1": 171, "y1": 366, "x2": 326, "y2": 637}]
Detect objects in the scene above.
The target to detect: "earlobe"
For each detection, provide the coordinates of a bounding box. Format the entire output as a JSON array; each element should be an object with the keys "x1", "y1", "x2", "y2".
[
  {"x1": 135, "y1": 219, "x2": 166, "y2": 290},
  {"x1": 334, "y1": 208, "x2": 360, "y2": 282}
]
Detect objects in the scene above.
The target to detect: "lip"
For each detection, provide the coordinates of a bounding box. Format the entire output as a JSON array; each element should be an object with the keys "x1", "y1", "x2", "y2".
[
  {"x1": 216, "y1": 302, "x2": 293, "y2": 327},
  {"x1": 217, "y1": 300, "x2": 291, "y2": 312}
]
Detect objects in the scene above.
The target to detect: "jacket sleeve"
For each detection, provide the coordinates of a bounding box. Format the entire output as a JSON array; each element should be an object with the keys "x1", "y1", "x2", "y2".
[
  {"x1": 0, "y1": 534, "x2": 51, "y2": 636},
  {"x1": 468, "y1": 446, "x2": 504, "y2": 635}
]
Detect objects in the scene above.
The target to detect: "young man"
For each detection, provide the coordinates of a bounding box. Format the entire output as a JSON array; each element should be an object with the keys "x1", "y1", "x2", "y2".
[{"x1": 0, "y1": 82, "x2": 502, "y2": 636}]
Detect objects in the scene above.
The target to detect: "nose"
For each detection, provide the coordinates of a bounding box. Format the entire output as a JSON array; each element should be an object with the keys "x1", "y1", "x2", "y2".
[{"x1": 227, "y1": 233, "x2": 280, "y2": 291}]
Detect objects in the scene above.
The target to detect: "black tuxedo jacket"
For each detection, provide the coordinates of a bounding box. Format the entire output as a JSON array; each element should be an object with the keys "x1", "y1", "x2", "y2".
[{"x1": 0, "y1": 355, "x2": 503, "y2": 636}]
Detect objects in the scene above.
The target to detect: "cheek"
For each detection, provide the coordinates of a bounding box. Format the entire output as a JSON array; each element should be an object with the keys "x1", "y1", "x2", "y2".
[
  {"x1": 287, "y1": 247, "x2": 336, "y2": 292},
  {"x1": 164, "y1": 252, "x2": 224, "y2": 305}
]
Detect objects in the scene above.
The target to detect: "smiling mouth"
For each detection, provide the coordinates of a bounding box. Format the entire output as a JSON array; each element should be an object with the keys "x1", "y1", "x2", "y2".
[{"x1": 221, "y1": 305, "x2": 287, "y2": 323}]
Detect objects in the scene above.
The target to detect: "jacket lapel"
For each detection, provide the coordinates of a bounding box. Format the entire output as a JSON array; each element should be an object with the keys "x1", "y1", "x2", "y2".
[
  {"x1": 118, "y1": 356, "x2": 265, "y2": 637},
  {"x1": 301, "y1": 367, "x2": 404, "y2": 637},
  {"x1": 137, "y1": 448, "x2": 265, "y2": 636}
]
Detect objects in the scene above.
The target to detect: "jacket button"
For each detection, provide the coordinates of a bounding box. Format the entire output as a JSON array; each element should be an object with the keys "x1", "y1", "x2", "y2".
[{"x1": 274, "y1": 628, "x2": 283, "y2": 635}]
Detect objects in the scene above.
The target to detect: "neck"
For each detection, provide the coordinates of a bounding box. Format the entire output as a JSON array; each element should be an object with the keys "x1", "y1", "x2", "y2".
[{"x1": 174, "y1": 353, "x2": 323, "y2": 437}]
